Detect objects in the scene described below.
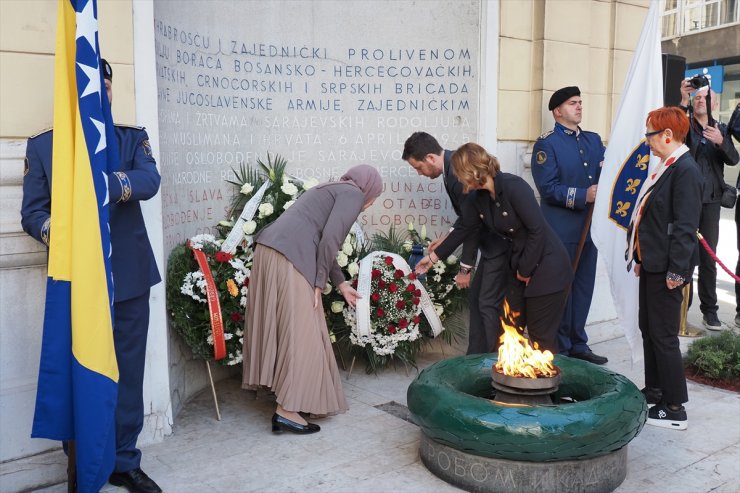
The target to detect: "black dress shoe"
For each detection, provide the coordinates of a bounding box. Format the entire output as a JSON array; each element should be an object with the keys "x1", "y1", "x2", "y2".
[
  {"x1": 272, "y1": 413, "x2": 320, "y2": 434},
  {"x1": 109, "y1": 468, "x2": 162, "y2": 493},
  {"x1": 569, "y1": 350, "x2": 608, "y2": 365}
]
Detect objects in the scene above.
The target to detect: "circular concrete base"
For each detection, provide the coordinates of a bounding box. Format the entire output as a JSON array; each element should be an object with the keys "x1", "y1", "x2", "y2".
[{"x1": 420, "y1": 434, "x2": 628, "y2": 493}]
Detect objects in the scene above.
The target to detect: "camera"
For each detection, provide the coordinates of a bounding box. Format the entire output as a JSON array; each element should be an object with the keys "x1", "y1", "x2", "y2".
[{"x1": 689, "y1": 74, "x2": 709, "y2": 89}]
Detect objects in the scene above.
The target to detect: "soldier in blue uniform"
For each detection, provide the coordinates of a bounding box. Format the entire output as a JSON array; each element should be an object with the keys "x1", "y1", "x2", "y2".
[
  {"x1": 21, "y1": 60, "x2": 163, "y2": 493},
  {"x1": 531, "y1": 86, "x2": 608, "y2": 365}
]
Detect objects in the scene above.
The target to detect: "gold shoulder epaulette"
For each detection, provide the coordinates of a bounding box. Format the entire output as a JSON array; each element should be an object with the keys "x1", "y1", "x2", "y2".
[
  {"x1": 538, "y1": 130, "x2": 554, "y2": 140},
  {"x1": 115, "y1": 124, "x2": 145, "y2": 131},
  {"x1": 29, "y1": 127, "x2": 52, "y2": 139}
]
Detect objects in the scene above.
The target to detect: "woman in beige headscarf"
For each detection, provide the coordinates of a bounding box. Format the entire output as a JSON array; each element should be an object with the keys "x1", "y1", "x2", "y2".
[{"x1": 243, "y1": 164, "x2": 382, "y2": 434}]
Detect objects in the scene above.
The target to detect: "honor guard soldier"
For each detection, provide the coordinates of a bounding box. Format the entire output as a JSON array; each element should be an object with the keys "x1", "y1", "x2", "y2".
[
  {"x1": 21, "y1": 59, "x2": 163, "y2": 493},
  {"x1": 531, "y1": 86, "x2": 608, "y2": 365}
]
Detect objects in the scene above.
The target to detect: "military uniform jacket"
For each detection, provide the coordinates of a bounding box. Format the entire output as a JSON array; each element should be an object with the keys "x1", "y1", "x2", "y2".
[
  {"x1": 435, "y1": 173, "x2": 572, "y2": 298},
  {"x1": 21, "y1": 125, "x2": 162, "y2": 302},
  {"x1": 443, "y1": 150, "x2": 508, "y2": 264},
  {"x1": 685, "y1": 119, "x2": 739, "y2": 204},
  {"x1": 531, "y1": 122, "x2": 604, "y2": 242}
]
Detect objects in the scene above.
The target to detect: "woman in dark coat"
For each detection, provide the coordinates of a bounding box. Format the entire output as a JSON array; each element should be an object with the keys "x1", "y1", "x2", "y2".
[
  {"x1": 626, "y1": 106, "x2": 702, "y2": 430},
  {"x1": 416, "y1": 143, "x2": 572, "y2": 353}
]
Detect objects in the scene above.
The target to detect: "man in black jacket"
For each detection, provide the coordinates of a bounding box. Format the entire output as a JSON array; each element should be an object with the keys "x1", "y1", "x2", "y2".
[
  {"x1": 679, "y1": 81, "x2": 739, "y2": 330},
  {"x1": 403, "y1": 133, "x2": 510, "y2": 354}
]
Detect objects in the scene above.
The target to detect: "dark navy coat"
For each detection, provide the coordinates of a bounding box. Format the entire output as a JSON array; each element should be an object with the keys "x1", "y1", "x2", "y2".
[
  {"x1": 21, "y1": 125, "x2": 161, "y2": 302},
  {"x1": 531, "y1": 122, "x2": 605, "y2": 242}
]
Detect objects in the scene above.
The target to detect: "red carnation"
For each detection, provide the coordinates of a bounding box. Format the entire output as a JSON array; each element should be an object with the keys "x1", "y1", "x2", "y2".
[
  {"x1": 372, "y1": 268, "x2": 382, "y2": 278},
  {"x1": 408, "y1": 272, "x2": 417, "y2": 280},
  {"x1": 378, "y1": 279, "x2": 386, "y2": 289},
  {"x1": 412, "y1": 297, "x2": 420, "y2": 305},
  {"x1": 414, "y1": 289, "x2": 422, "y2": 297},
  {"x1": 406, "y1": 284, "x2": 416, "y2": 293},
  {"x1": 231, "y1": 312, "x2": 243, "y2": 322},
  {"x1": 245, "y1": 278, "x2": 250, "y2": 288},
  {"x1": 413, "y1": 315, "x2": 421, "y2": 324},
  {"x1": 384, "y1": 256, "x2": 394, "y2": 266},
  {"x1": 388, "y1": 325, "x2": 397, "y2": 334},
  {"x1": 399, "y1": 319, "x2": 409, "y2": 329},
  {"x1": 376, "y1": 308, "x2": 385, "y2": 317},
  {"x1": 389, "y1": 283, "x2": 398, "y2": 293},
  {"x1": 396, "y1": 300, "x2": 406, "y2": 310},
  {"x1": 215, "y1": 251, "x2": 233, "y2": 263},
  {"x1": 371, "y1": 292, "x2": 381, "y2": 302},
  {"x1": 394, "y1": 269, "x2": 404, "y2": 279},
  {"x1": 352, "y1": 279, "x2": 358, "y2": 288}
]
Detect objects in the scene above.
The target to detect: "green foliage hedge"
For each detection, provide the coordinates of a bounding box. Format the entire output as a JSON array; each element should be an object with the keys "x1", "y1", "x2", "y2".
[{"x1": 686, "y1": 330, "x2": 740, "y2": 381}]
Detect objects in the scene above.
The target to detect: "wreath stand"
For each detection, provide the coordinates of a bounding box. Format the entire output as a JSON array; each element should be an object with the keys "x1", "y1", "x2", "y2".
[{"x1": 205, "y1": 360, "x2": 222, "y2": 421}]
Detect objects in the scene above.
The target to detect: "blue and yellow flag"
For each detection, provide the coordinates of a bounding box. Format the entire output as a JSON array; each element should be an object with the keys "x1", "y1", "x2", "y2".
[{"x1": 31, "y1": 0, "x2": 119, "y2": 490}]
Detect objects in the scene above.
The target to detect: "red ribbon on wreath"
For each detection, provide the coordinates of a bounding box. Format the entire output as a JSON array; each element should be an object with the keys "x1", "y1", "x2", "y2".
[{"x1": 188, "y1": 241, "x2": 226, "y2": 360}]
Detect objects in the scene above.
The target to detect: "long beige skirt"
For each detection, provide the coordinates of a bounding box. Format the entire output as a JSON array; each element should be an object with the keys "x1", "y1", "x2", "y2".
[{"x1": 242, "y1": 245, "x2": 348, "y2": 415}]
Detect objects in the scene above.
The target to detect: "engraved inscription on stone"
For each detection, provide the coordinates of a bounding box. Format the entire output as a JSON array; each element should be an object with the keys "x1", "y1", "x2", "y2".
[{"x1": 154, "y1": 1, "x2": 480, "y2": 251}]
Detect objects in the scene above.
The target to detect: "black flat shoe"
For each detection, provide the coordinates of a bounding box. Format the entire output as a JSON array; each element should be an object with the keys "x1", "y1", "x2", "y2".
[
  {"x1": 272, "y1": 413, "x2": 320, "y2": 434},
  {"x1": 569, "y1": 350, "x2": 608, "y2": 365},
  {"x1": 109, "y1": 468, "x2": 162, "y2": 493}
]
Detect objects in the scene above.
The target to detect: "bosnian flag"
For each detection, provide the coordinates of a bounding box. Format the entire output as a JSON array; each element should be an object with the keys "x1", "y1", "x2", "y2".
[
  {"x1": 31, "y1": 0, "x2": 120, "y2": 491},
  {"x1": 591, "y1": 1, "x2": 663, "y2": 362}
]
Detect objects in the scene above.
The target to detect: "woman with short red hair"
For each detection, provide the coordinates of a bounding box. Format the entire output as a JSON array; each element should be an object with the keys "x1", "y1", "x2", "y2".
[{"x1": 626, "y1": 106, "x2": 702, "y2": 430}]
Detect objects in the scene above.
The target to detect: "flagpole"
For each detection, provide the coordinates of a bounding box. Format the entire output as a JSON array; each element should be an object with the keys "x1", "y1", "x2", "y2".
[{"x1": 67, "y1": 440, "x2": 76, "y2": 493}]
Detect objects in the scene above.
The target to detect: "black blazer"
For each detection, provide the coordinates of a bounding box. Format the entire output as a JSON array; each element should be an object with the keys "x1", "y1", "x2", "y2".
[
  {"x1": 435, "y1": 173, "x2": 572, "y2": 297},
  {"x1": 443, "y1": 150, "x2": 509, "y2": 264},
  {"x1": 635, "y1": 152, "x2": 702, "y2": 279}
]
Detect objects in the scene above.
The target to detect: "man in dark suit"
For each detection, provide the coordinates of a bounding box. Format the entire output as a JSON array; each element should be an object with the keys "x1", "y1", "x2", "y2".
[
  {"x1": 531, "y1": 86, "x2": 608, "y2": 365},
  {"x1": 402, "y1": 132, "x2": 509, "y2": 354},
  {"x1": 678, "y1": 82, "x2": 739, "y2": 330},
  {"x1": 21, "y1": 59, "x2": 163, "y2": 493}
]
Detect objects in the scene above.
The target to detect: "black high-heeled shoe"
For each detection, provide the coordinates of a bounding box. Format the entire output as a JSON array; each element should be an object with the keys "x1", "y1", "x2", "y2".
[{"x1": 271, "y1": 413, "x2": 320, "y2": 434}]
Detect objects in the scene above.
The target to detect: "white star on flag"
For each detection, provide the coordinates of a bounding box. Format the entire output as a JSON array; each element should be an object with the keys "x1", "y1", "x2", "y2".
[
  {"x1": 77, "y1": 62, "x2": 101, "y2": 100},
  {"x1": 75, "y1": 0, "x2": 98, "y2": 51},
  {"x1": 90, "y1": 117, "x2": 107, "y2": 154}
]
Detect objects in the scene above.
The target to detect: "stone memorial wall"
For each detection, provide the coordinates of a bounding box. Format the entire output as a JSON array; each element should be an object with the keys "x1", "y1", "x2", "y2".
[{"x1": 154, "y1": 0, "x2": 481, "y2": 253}]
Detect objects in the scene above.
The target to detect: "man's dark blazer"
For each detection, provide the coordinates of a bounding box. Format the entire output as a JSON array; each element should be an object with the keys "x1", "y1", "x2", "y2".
[
  {"x1": 635, "y1": 152, "x2": 702, "y2": 280},
  {"x1": 442, "y1": 150, "x2": 509, "y2": 263},
  {"x1": 435, "y1": 172, "x2": 571, "y2": 298},
  {"x1": 21, "y1": 125, "x2": 161, "y2": 302}
]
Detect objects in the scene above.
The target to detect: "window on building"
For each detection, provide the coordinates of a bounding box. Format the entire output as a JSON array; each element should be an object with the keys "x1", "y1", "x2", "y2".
[{"x1": 662, "y1": 0, "x2": 739, "y2": 38}]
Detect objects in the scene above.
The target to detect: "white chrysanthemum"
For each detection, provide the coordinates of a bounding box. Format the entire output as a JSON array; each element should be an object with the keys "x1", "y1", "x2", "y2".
[
  {"x1": 433, "y1": 274, "x2": 442, "y2": 283},
  {"x1": 347, "y1": 261, "x2": 359, "y2": 277},
  {"x1": 240, "y1": 182, "x2": 254, "y2": 195},
  {"x1": 281, "y1": 182, "x2": 299, "y2": 196},
  {"x1": 434, "y1": 303, "x2": 444, "y2": 316},
  {"x1": 446, "y1": 255, "x2": 458, "y2": 265},
  {"x1": 342, "y1": 242, "x2": 354, "y2": 255},
  {"x1": 323, "y1": 283, "x2": 333, "y2": 295},
  {"x1": 258, "y1": 203, "x2": 273, "y2": 218},
  {"x1": 189, "y1": 234, "x2": 217, "y2": 250},
  {"x1": 336, "y1": 252, "x2": 349, "y2": 267},
  {"x1": 303, "y1": 178, "x2": 319, "y2": 190},
  {"x1": 243, "y1": 220, "x2": 257, "y2": 235},
  {"x1": 330, "y1": 301, "x2": 345, "y2": 313},
  {"x1": 402, "y1": 240, "x2": 413, "y2": 253},
  {"x1": 433, "y1": 262, "x2": 446, "y2": 274},
  {"x1": 283, "y1": 200, "x2": 295, "y2": 210},
  {"x1": 218, "y1": 220, "x2": 234, "y2": 227}
]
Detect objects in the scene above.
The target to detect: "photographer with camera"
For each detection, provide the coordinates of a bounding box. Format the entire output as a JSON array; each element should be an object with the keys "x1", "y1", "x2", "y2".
[{"x1": 679, "y1": 76, "x2": 739, "y2": 330}]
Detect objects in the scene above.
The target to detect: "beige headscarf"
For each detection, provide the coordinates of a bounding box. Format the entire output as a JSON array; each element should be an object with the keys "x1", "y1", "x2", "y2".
[{"x1": 339, "y1": 164, "x2": 383, "y2": 203}]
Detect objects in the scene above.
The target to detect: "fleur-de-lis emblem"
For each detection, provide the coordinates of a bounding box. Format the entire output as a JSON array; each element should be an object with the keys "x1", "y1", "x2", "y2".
[
  {"x1": 625, "y1": 178, "x2": 641, "y2": 194},
  {"x1": 615, "y1": 201, "x2": 631, "y2": 217},
  {"x1": 635, "y1": 154, "x2": 649, "y2": 171}
]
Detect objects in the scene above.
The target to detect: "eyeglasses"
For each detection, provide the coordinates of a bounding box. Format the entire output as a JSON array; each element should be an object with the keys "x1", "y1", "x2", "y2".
[{"x1": 644, "y1": 129, "x2": 665, "y2": 139}]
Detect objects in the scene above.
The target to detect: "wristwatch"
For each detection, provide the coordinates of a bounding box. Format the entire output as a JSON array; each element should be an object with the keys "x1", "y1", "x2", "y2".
[{"x1": 459, "y1": 266, "x2": 472, "y2": 275}]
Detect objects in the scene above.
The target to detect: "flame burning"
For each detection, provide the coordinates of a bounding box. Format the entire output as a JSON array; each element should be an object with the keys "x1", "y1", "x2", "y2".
[{"x1": 494, "y1": 300, "x2": 557, "y2": 379}]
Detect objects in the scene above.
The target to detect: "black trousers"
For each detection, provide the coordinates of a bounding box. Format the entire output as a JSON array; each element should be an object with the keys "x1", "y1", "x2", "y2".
[
  {"x1": 525, "y1": 290, "x2": 566, "y2": 354},
  {"x1": 639, "y1": 271, "x2": 688, "y2": 404},
  {"x1": 467, "y1": 252, "x2": 508, "y2": 354},
  {"x1": 735, "y1": 198, "x2": 739, "y2": 317},
  {"x1": 697, "y1": 201, "x2": 721, "y2": 316}
]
